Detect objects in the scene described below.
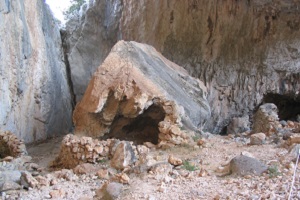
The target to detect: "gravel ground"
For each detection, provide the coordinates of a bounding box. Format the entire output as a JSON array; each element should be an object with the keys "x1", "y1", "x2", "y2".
[{"x1": 1, "y1": 134, "x2": 300, "y2": 200}]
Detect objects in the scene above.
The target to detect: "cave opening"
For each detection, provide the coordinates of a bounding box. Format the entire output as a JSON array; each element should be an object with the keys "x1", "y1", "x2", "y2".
[
  {"x1": 102, "y1": 103, "x2": 166, "y2": 145},
  {"x1": 219, "y1": 125, "x2": 228, "y2": 136},
  {"x1": 262, "y1": 93, "x2": 300, "y2": 121},
  {"x1": 0, "y1": 140, "x2": 12, "y2": 158}
]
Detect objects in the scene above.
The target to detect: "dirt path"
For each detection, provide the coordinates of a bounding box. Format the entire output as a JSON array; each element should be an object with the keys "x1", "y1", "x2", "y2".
[{"x1": 26, "y1": 136, "x2": 63, "y2": 169}]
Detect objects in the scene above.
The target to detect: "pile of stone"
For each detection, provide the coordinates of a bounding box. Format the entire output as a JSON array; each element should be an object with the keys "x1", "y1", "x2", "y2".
[
  {"x1": 0, "y1": 131, "x2": 27, "y2": 158},
  {"x1": 53, "y1": 134, "x2": 112, "y2": 168},
  {"x1": 156, "y1": 100, "x2": 191, "y2": 148},
  {"x1": 0, "y1": 155, "x2": 44, "y2": 193},
  {"x1": 252, "y1": 103, "x2": 280, "y2": 136},
  {"x1": 54, "y1": 134, "x2": 149, "y2": 169}
]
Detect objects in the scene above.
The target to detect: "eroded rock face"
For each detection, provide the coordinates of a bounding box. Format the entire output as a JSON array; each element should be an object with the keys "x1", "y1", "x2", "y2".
[
  {"x1": 73, "y1": 41, "x2": 210, "y2": 146},
  {"x1": 252, "y1": 103, "x2": 279, "y2": 135},
  {"x1": 62, "y1": 0, "x2": 122, "y2": 102},
  {"x1": 65, "y1": 0, "x2": 300, "y2": 133},
  {"x1": 0, "y1": 0, "x2": 72, "y2": 142}
]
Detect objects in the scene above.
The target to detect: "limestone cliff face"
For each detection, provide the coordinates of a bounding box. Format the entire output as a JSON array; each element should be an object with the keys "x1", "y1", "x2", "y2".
[
  {"x1": 65, "y1": 0, "x2": 300, "y2": 133},
  {"x1": 0, "y1": 0, "x2": 72, "y2": 142}
]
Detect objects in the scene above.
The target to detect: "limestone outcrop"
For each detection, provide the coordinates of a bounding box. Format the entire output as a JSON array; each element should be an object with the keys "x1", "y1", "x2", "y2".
[
  {"x1": 73, "y1": 41, "x2": 210, "y2": 146},
  {"x1": 64, "y1": 0, "x2": 300, "y2": 133},
  {"x1": 0, "y1": 0, "x2": 72, "y2": 142}
]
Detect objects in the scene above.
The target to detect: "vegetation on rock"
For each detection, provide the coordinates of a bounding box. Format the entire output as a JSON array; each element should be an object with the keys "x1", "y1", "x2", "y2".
[{"x1": 63, "y1": 0, "x2": 85, "y2": 19}]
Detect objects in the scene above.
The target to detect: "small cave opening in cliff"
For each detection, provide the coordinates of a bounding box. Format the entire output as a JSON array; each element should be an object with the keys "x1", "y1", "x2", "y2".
[
  {"x1": 102, "y1": 104, "x2": 166, "y2": 145},
  {"x1": 262, "y1": 93, "x2": 300, "y2": 121},
  {"x1": 220, "y1": 126, "x2": 228, "y2": 136}
]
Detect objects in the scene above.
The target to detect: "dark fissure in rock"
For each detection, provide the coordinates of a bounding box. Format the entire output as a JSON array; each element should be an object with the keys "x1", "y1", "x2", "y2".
[
  {"x1": 263, "y1": 93, "x2": 300, "y2": 121},
  {"x1": 102, "y1": 104, "x2": 166, "y2": 145}
]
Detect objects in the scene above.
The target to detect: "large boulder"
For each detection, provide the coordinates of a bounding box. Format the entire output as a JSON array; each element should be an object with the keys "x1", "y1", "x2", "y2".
[
  {"x1": 230, "y1": 155, "x2": 268, "y2": 176},
  {"x1": 0, "y1": 0, "x2": 72, "y2": 142},
  {"x1": 73, "y1": 41, "x2": 210, "y2": 146}
]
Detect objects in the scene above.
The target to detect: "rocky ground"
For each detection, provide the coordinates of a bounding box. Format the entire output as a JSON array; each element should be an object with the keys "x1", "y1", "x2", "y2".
[
  {"x1": 1, "y1": 131, "x2": 300, "y2": 200},
  {"x1": 1, "y1": 103, "x2": 300, "y2": 200}
]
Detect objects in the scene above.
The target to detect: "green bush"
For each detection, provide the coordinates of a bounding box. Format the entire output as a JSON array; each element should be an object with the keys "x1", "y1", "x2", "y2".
[
  {"x1": 268, "y1": 165, "x2": 281, "y2": 178},
  {"x1": 63, "y1": 0, "x2": 85, "y2": 19},
  {"x1": 183, "y1": 160, "x2": 198, "y2": 171}
]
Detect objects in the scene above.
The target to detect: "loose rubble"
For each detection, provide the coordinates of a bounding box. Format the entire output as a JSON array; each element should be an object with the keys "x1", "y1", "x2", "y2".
[{"x1": 1, "y1": 103, "x2": 300, "y2": 199}]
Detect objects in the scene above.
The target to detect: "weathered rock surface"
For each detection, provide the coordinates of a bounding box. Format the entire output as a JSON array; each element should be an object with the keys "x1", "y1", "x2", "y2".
[
  {"x1": 252, "y1": 103, "x2": 279, "y2": 135},
  {"x1": 110, "y1": 141, "x2": 137, "y2": 170},
  {"x1": 73, "y1": 41, "x2": 210, "y2": 146},
  {"x1": 0, "y1": 181, "x2": 21, "y2": 192},
  {"x1": 0, "y1": 0, "x2": 72, "y2": 142},
  {"x1": 0, "y1": 170, "x2": 21, "y2": 188},
  {"x1": 65, "y1": 0, "x2": 300, "y2": 133},
  {"x1": 20, "y1": 171, "x2": 38, "y2": 188},
  {"x1": 250, "y1": 133, "x2": 266, "y2": 145},
  {"x1": 230, "y1": 155, "x2": 268, "y2": 176}
]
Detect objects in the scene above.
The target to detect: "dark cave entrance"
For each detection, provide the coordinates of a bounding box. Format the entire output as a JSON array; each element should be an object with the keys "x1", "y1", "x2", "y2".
[
  {"x1": 0, "y1": 140, "x2": 12, "y2": 158},
  {"x1": 102, "y1": 104, "x2": 166, "y2": 145},
  {"x1": 263, "y1": 93, "x2": 300, "y2": 121},
  {"x1": 220, "y1": 126, "x2": 228, "y2": 136}
]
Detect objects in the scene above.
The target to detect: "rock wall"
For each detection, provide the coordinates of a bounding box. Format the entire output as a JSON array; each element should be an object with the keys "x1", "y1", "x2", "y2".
[
  {"x1": 0, "y1": 0, "x2": 72, "y2": 143},
  {"x1": 64, "y1": 0, "x2": 300, "y2": 133}
]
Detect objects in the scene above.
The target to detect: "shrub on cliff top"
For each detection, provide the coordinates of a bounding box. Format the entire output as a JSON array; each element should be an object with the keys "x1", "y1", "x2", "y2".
[{"x1": 63, "y1": 0, "x2": 85, "y2": 19}]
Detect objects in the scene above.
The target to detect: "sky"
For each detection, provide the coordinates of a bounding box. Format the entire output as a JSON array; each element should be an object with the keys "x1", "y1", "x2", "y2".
[{"x1": 45, "y1": 0, "x2": 71, "y2": 23}]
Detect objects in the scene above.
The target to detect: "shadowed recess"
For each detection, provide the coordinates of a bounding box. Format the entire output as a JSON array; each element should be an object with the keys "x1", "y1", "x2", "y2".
[
  {"x1": 263, "y1": 93, "x2": 300, "y2": 121},
  {"x1": 0, "y1": 140, "x2": 12, "y2": 158},
  {"x1": 102, "y1": 104, "x2": 166, "y2": 145}
]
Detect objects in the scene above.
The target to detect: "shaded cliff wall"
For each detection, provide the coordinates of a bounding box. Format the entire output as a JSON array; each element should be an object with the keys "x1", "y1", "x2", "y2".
[
  {"x1": 64, "y1": 0, "x2": 300, "y2": 133},
  {"x1": 0, "y1": 0, "x2": 73, "y2": 142}
]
